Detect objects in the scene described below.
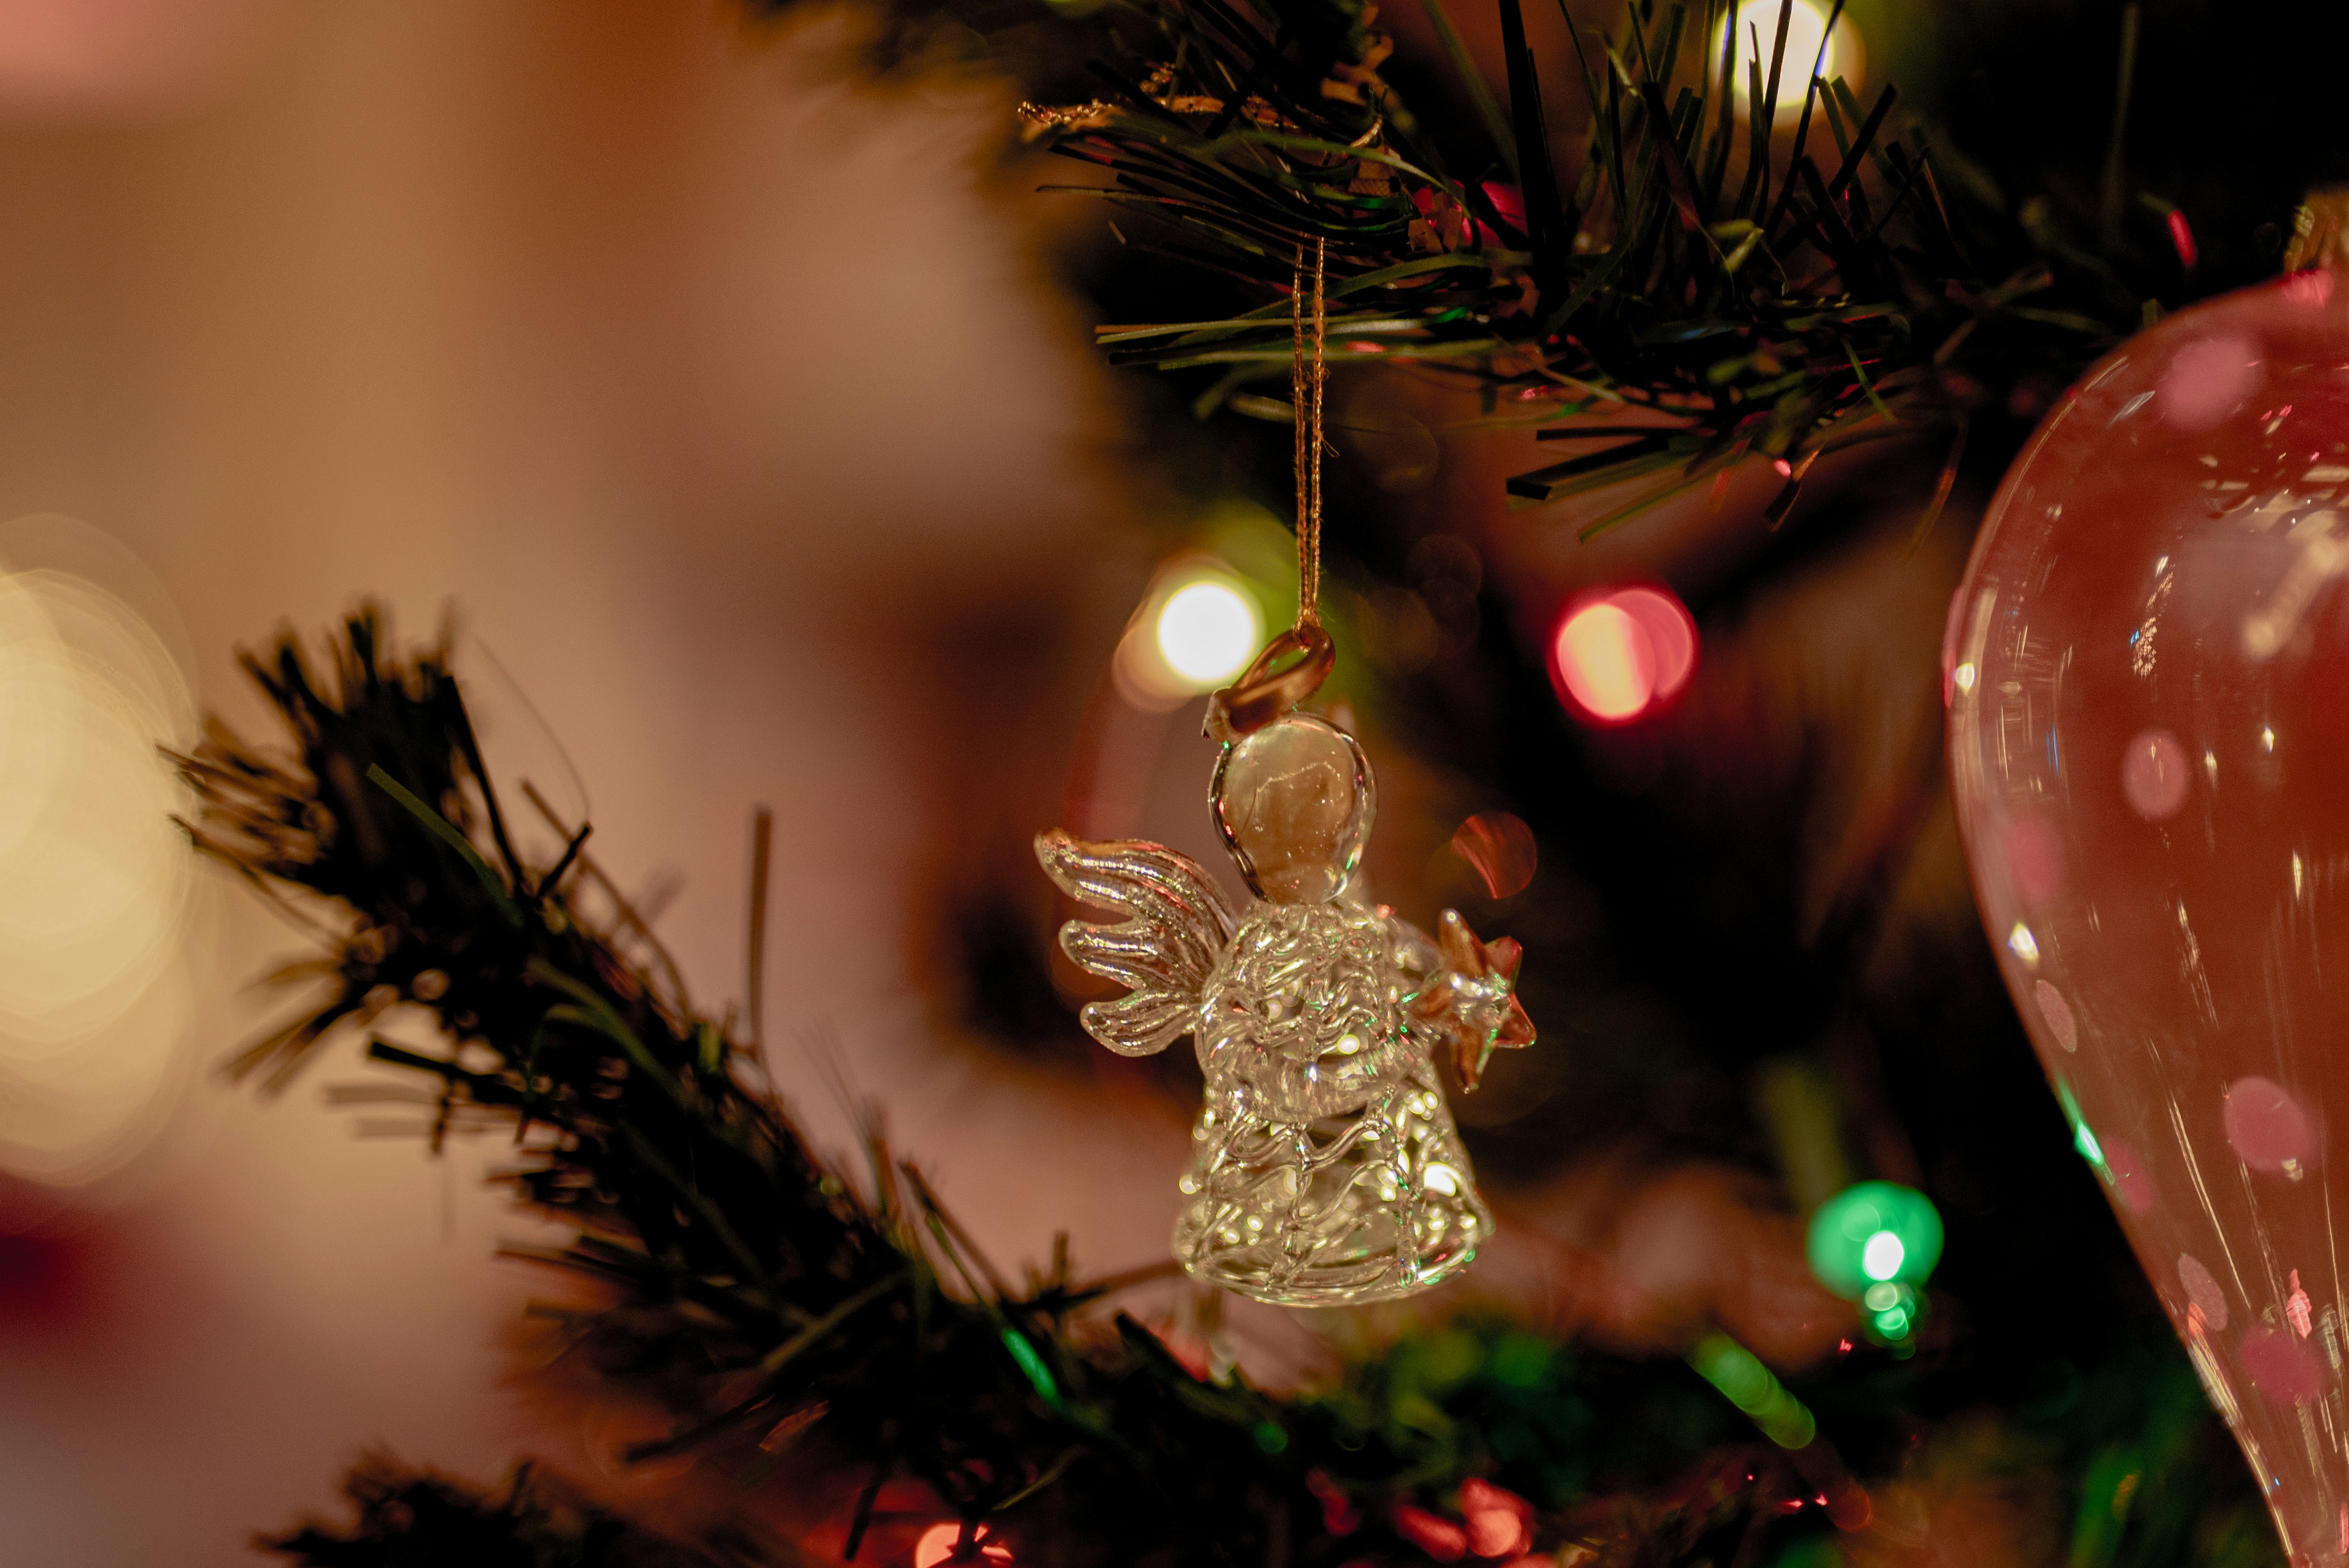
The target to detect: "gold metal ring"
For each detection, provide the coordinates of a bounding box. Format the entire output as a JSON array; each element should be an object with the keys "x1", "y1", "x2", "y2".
[{"x1": 1203, "y1": 623, "x2": 1335, "y2": 744}]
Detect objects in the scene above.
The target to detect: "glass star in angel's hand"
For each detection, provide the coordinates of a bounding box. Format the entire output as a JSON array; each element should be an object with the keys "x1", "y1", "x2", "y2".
[{"x1": 1411, "y1": 909, "x2": 1536, "y2": 1091}]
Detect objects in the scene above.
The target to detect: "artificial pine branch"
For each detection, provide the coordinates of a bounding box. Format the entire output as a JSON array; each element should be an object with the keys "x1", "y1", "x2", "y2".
[
  {"x1": 183, "y1": 611, "x2": 1765, "y2": 1564},
  {"x1": 1018, "y1": 0, "x2": 2173, "y2": 520},
  {"x1": 258, "y1": 1456, "x2": 756, "y2": 1568},
  {"x1": 178, "y1": 612, "x2": 1300, "y2": 1561}
]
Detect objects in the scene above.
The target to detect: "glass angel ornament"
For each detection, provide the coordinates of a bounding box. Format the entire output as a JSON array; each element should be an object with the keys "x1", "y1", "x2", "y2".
[{"x1": 1035, "y1": 643, "x2": 1534, "y2": 1306}]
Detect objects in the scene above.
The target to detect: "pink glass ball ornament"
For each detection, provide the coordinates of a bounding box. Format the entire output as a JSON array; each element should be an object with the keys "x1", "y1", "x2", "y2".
[{"x1": 1948, "y1": 261, "x2": 2349, "y2": 1563}]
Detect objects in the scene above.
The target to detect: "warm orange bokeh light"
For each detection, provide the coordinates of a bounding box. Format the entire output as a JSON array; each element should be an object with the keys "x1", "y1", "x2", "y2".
[
  {"x1": 1720, "y1": 0, "x2": 1862, "y2": 122},
  {"x1": 1608, "y1": 586, "x2": 1697, "y2": 697},
  {"x1": 914, "y1": 1522, "x2": 1014, "y2": 1568},
  {"x1": 1549, "y1": 585, "x2": 1699, "y2": 726},
  {"x1": 0, "y1": 532, "x2": 201, "y2": 1190},
  {"x1": 1555, "y1": 603, "x2": 1650, "y2": 719}
]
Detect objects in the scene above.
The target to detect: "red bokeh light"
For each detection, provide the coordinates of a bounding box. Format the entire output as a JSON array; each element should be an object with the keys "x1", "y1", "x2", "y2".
[
  {"x1": 1547, "y1": 584, "x2": 1698, "y2": 726},
  {"x1": 2165, "y1": 208, "x2": 2199, "y2": 270}
]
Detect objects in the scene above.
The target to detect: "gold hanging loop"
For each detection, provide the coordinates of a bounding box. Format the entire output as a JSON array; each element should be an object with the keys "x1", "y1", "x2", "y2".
[{"x1": 1203, "y1": 623, "x2": 1336, "y2": 745}]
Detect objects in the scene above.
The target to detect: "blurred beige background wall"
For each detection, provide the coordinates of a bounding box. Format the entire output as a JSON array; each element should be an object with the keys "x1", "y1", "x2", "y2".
[{"x1": 0, "y1": 3, "x2": 1192, "y2": 1561}]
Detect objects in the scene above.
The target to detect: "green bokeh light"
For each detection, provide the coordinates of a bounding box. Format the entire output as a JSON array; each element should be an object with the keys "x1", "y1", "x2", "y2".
[
  {"x1": 1001, "y1": 1329, "x2": 1061, "y2": 1406},
  {"x1": 1806, "y1": 1182, "x2": 1943, "y2": 1300},
  {"x1": 1687, "y1": 1332, "x2": 1817, "y2": 1449},
  {"x1": 1859, "y1": 1280, "x2": 1922, "y2": 1346}
]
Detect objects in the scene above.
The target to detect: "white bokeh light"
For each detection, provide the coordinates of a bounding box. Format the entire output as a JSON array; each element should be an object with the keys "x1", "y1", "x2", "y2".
[
  {"x1": 1861, "y1": 1229, "x2": 1906, "y2": 1283},
  {"x1": 1154, "y1": 578, "x2": 1261, "y2": 688},
  {"x1": 1721, "y1": 0, "x2": 1860, "y2": 121}
]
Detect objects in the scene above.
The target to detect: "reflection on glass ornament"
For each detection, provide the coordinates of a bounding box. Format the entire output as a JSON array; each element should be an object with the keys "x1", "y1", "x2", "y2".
[
  {"x1": 1450, "y1": 809, "x2": 1538, "y2": 900},
  {"x1": 1948, "y1": 212, "x2": 2349, "y2": 1563},
  {"x1": 1036, "y1": 642, "x2": 1534, "y2": 1306}
]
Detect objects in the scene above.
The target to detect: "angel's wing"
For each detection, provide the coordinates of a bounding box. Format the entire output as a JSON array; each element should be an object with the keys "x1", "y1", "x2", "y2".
[{"x1": 1034, "y1": 829, "x2": 1237, "y2": 1057}]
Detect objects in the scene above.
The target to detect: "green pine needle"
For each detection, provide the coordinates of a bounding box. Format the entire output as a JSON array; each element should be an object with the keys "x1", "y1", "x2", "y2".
[{"x1": 1023, "y1": 0, "x2": 2166, "y2": 516}]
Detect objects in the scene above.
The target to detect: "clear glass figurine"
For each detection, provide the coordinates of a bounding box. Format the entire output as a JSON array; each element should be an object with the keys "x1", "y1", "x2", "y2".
[{"x1": 1036, "y1": 697, "x2": 1534, "y2": 1306}]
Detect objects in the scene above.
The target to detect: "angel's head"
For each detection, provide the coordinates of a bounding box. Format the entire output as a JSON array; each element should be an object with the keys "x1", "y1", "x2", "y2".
[{"x1": 1210, "y1": 713, "x2": 1375, "y2": 904}]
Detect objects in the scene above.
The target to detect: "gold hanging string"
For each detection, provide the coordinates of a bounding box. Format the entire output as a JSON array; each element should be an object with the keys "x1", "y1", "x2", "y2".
[
  {"x1": 1203, "y1": 236, "x2": 1336, "y2": 744},
  {"x1": 1290, "y1": 238, "x2": 1327, "y2": 631}
]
